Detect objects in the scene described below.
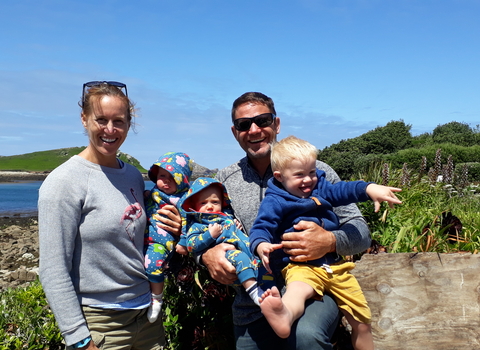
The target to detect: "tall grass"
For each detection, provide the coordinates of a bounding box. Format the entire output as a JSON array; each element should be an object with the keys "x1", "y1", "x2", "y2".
[{"x1": 356, "y1": 158, "x2": 480, "y2": 254}]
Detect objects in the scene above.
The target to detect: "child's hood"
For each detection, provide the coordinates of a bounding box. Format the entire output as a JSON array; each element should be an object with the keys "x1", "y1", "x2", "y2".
[
  {"x1": 148, "y1": 152, "x2": 193, "y2": 194},
  {"x1": 179, "y1": 177, "x2": 232, "y2": 213}
]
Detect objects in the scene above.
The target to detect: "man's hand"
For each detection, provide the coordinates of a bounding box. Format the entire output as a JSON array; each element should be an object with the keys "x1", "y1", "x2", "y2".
[
  {"x1": 156, "y1": 204, "x2": 182, "y2": 236},
  {"x1": 281, "y1": 220, "x2": 336, "y2": 262},
  {"x1": 201, "y1": 243, "x2": 237, "y2": 285}
]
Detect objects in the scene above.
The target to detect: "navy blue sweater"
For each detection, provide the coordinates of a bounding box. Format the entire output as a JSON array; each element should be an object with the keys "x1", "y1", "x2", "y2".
[{"x1": 250, "y1": 169, "x2": 371, "y2": 269}]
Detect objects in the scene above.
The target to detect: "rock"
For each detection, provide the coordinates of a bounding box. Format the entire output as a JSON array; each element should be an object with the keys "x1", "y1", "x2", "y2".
[{"x1": 0, "y1": 216, "x2": 39, "y2": 292}]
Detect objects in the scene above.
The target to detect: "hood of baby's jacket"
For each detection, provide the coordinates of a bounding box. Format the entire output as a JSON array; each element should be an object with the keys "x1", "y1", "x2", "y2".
[{"x1": 148, "y1": 152, "x2": 193, "y2": 194}]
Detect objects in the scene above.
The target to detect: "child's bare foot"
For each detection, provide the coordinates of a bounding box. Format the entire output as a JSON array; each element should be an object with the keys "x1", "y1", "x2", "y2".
[{"x1": 259, "y1": 286, "x2": 292, "y2": 338}]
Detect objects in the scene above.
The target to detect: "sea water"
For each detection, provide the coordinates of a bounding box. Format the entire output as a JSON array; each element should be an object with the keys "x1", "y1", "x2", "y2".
[
  {"x1": 0, "y1": 181, "x2": 154, "y2": 216},
  {"x1": 0, "y1": 181, "x2": 42, "y2": 216}
]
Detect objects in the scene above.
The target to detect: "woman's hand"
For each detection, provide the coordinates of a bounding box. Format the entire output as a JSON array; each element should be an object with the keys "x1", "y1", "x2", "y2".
[
  {"x1": 82, "y1": 339, "x2": 99, "y2": 350},
  {"x1": 156, "y1": 204, "x2": 182, "y2": 237}
]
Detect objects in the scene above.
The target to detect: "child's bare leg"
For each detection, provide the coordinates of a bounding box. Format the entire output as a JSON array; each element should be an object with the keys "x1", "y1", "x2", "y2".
[
  {"x1": 259, "y1": 281, "x2": 315, "y2": 339},
  {"x1": 342, "y1": 310, "x2": 374, "y2": 350},
  {"x1": 242, "y1": 278, "x2": 256, "y2": 291},
  {"x1": 151, "y1": 281, "x2": 164, "y2": 295},
  {"x1": 148, "y1": 281, "x2": 164, "y2": 323}
]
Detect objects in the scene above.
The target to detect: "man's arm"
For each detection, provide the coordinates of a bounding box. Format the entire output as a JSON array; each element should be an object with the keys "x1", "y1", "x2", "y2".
[{"x1": 321, "y1": 159, "x2": 371, "y2": 256}]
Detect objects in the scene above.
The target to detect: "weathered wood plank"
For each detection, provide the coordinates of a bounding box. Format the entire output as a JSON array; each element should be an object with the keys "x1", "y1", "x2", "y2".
[{"x1": 352, "y1": 252, "x2": 480, "y2": 350}]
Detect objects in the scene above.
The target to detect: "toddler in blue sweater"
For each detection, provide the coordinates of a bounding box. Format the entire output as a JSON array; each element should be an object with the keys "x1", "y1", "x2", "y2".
[{"x1": 250, "y1": 136, "x2": 402, "y2": 350}]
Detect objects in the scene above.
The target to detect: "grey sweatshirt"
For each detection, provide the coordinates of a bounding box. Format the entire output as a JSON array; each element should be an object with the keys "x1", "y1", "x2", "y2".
[
  {"x1": 38, "y1": 156, "x2": 148, "y2": 345},
  {"x1": 216, "y1": 157, "x2": 371, "y2": 326}
]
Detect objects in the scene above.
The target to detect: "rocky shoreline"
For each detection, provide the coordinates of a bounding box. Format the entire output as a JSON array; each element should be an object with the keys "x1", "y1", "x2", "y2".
[
  {"x1": 0, "y1": 215, "x2": 39, "y2": 292},
  {"x1": 0, "y1": 171, "x2": 48, "y2": 182}
]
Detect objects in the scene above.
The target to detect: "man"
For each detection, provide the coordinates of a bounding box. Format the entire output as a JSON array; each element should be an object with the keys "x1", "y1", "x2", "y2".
[{"x1": 202, "y1": 92, "x2": 371, "y2": 349}]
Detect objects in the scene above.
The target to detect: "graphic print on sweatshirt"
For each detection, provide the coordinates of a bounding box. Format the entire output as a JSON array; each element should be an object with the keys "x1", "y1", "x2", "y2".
[{"x1": 121, "y1": 188, "x2": 143, "y2": 242}]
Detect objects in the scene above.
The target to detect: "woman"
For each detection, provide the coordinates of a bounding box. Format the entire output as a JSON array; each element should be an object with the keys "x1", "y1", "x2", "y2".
[{"x1": 39, "y1": 81, "x2": 180, "y2": 350}]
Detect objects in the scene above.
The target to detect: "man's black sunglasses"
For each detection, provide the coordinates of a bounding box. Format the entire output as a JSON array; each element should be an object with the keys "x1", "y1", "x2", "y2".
[
  {"x1": 233, "y1": 113, "x2": 276, "y2": 131},
  {"x1": 82, "y1": 81, "x2": 128, "y2": 107}
]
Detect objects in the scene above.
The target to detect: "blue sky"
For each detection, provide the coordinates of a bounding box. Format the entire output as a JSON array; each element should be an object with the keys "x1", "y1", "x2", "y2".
[{"x1": 0, "y1": 0, "x2": 479, "y2": 170}]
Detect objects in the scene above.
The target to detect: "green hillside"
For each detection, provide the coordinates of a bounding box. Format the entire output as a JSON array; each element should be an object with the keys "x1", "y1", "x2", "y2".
[{"x1": 0, "y1": 147, "x2": 147, "y2": 173}]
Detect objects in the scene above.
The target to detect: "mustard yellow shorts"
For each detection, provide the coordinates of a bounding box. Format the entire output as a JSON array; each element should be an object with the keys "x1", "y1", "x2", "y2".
[{"x1": 283, "y1": 261, "x2": 371, "y2": 324}]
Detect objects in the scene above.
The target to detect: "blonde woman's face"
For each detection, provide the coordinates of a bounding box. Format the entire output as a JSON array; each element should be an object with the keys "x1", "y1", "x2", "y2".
[{"x1": 81, "y1": 95, "x2": 130, "y2": 166}]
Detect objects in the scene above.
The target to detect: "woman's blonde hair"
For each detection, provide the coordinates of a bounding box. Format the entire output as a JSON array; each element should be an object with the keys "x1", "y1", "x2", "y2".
[{"x1": 271, "y1": 135, "x2": 318, "y2": 172}]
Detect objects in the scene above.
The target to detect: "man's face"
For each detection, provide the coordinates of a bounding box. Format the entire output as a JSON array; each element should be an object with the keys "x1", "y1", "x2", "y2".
[{"x1": 231, "y1": 102, "x2": 281, "y2": 160}]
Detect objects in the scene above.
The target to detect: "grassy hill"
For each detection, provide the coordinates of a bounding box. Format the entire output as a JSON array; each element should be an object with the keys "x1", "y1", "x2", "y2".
[{"x1": 0, "y1": 147, "x2": 147, "y2": 173}]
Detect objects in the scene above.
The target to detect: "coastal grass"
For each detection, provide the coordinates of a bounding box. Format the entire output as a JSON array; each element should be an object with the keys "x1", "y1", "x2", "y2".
[
  {"x1": 0, "y1": 148, "x2": 86, "y2": 172},
  {"x1": 0, "y1": 148, "x2": 147, "y2": 173}
]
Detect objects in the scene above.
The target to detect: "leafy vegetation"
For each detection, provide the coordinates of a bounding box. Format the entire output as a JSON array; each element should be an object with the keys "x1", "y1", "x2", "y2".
[
  {"x1": 318, "y1": 120, "x2": 480, "y2": 181},
  {"x1": 0, "y1": 148, "x2": 147, "y2": 173},
  {"x1": 0, "y1": 280, "x2": 62, "y2": 350},
  {"x1": 162, "y1": 254, "x2": 235, "y2": 349},
  {"x1": 356, "y1": 161, "x2": 480, "y2": 254}
]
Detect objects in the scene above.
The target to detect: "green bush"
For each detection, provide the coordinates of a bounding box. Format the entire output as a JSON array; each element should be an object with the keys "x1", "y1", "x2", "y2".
[
  {"x1": 388, "y1": 144, "x2": 480, "y2": 170},
  {"x1": 0, "y1": 279, "x2": 62, "y2": 350},
  {"x1": 162, "y1": 254, "x2": 235, "y2": 349}
]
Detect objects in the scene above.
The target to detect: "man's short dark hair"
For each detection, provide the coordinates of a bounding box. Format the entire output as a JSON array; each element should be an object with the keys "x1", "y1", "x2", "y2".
[{"x1": 231, "y1": 92, "x2": 276, "y2": 121}]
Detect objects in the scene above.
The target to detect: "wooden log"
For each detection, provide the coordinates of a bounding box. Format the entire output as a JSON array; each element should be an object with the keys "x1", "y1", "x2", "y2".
[{"x1": 352, "y1": 252, "x2": 480, "y2": 350}]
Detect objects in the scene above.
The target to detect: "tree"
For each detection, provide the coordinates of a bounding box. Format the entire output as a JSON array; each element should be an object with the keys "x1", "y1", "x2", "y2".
[
  {"x1": 432, "y1": 121, "x2": 477, "y2": 146},
  {"x1": 359, "y1": 120, "x2": 413, "y2": 154}
]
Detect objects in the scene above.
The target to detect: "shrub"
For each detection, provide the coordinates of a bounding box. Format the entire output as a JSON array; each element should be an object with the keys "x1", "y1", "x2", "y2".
[
  {"x1": 162, "y1": 254, "x2": 235, "y2": 349},
  {"x1": 0, "y1": 279, "x2": 62, "y2": 350}
]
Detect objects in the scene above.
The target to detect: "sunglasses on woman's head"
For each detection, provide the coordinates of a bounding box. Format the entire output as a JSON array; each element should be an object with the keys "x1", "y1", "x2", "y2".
[
  {"x1": 82, "y1": 81, "x2": 128, "y2": 107},
  {"x1": 233, "y1": 113, "x2": 276, "y2": 131}
]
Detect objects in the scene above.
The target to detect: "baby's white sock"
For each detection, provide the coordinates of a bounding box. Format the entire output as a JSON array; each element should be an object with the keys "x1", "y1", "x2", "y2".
[
  {"x1": 147, "y1": 292, "x2": 164, "y2": 323},
  {"x1": 246, "y1": 282, "x2": 261, "y2": 306}
]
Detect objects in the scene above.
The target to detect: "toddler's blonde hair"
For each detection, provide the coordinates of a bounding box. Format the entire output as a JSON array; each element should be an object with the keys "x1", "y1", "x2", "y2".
[{"x1": 271, "y1": 135, "x2": 318, "y2": 172}]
